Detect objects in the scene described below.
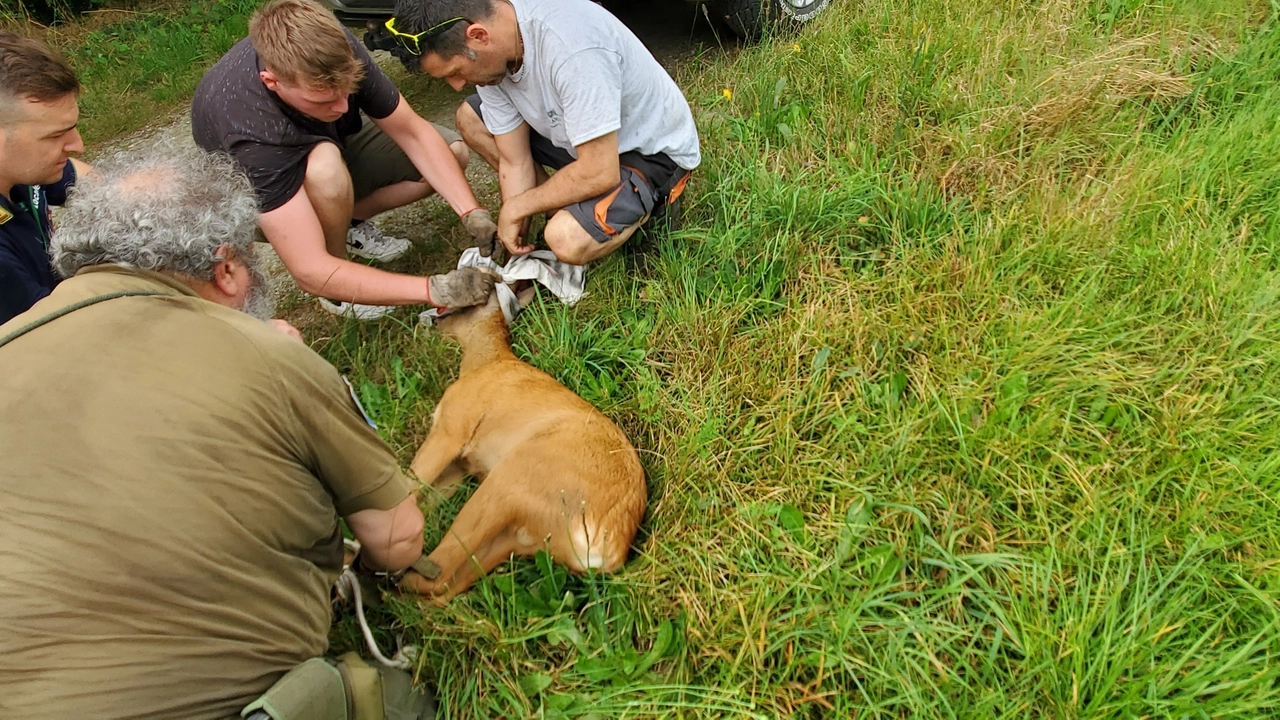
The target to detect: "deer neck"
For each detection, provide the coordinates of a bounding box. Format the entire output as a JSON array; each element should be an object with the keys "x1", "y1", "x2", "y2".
[{"x1": 456, "y1": 311, "x2": 516, "y2": 374}]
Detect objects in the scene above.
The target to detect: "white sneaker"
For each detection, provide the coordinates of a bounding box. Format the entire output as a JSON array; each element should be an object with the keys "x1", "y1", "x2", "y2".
[
  {"x1": 317, "y1": 297, "x2": 396, "y2": 321},
  {"x1": 347, "y1": 221, "x2": 411, "y2": 263}
]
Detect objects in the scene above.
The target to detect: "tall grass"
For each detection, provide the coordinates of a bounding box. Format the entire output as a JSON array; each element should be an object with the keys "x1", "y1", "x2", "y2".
[
  {"x1": 29, "y1": 0, "x2": 1280, "y2": 714},
  {"x1": 316, "y1": 0, "x2": 1280, "y2": 715},
  {"x1": 1, "y1": 0, "x2": 258, "y2": 143}
]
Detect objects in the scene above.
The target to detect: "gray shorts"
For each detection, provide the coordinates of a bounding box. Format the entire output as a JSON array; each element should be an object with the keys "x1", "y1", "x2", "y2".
[
  {"x1": 342, "y1": 116, "x2": 461, "y2": 202},
  {"x1": 464, "y1": 94, "x2": 690, "y2": 243},
  {"x1": 565, "y1": 164, "x2": 684, "y2": 243}
]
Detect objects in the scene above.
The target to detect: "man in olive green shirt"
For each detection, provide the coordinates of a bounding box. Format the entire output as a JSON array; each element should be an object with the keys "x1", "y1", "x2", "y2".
[{"x1": 0, "y1": 144, "x2": 476, "y2": 718}]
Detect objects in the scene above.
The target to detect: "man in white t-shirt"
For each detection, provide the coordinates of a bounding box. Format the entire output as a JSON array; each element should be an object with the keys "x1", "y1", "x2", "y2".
[{"x1": 387, "y1": 0, "x2": 701, "y2": 265}]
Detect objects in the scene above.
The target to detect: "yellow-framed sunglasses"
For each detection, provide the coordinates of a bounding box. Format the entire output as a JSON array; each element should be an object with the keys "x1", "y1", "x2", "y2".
[{"x1": 384, "y1": 16, "x2": 469, "y2": 56}]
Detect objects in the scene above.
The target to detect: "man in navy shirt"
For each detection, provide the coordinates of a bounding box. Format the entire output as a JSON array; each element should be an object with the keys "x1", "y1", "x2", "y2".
[{"x1": 0, "y1": 32, "x2": 89, "y2": 326}]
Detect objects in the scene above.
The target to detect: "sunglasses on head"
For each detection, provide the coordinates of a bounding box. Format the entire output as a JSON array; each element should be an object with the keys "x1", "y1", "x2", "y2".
[{"x1": 383, "y1": 16, "x2": 469, "y2": 56}]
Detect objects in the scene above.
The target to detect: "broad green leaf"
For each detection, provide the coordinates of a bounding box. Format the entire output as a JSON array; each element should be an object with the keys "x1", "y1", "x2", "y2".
[
  {"x1": 518, "y1": 672, "x2": 552, "y2": 697},
  {"x1": 778, "y1": 504, "x2": 806, "y2": 541}
]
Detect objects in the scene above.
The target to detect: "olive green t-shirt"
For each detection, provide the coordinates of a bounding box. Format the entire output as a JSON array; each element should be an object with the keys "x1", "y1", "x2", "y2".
[{"x1": 0, "y1": 266, "x2": 416, "y2": 719}]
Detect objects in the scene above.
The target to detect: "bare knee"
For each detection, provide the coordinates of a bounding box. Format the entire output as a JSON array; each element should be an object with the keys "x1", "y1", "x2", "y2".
[
  {"x1": 304, "y1": 142, "x2": 353, "y2": 205},
  {"x1": 544, "y1": 213, "x2": 592, "y2": 265},
  {"x1": 456, "y1": 101, "x2": 489, "y2": 146},
  {"x1": 450, "y1": 140, "x2": 470, "y2": 170},
  {"x1": 544, "y1": 211, "x2": 601, "y2": 265}
]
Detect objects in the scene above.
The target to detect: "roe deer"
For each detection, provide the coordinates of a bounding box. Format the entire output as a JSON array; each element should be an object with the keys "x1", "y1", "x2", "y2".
[{"x1": 400, "y1": 290, "x2": 646, "y2": 601}]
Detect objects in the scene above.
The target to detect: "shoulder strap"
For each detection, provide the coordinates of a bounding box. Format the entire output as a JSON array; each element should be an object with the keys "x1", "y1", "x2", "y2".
[{"x1": 0, "y1": 289, "x2": 164, "y2": 350}]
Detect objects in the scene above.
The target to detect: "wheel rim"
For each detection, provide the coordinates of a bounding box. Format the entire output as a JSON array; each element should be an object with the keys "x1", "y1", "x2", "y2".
[{"x1": 782, "y1": 0, "x2": 821, "y2": 10}]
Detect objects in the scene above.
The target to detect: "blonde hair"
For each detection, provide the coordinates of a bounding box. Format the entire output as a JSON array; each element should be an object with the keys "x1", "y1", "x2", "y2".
[{"x1": 249, "y1": 0, "x2": 365, "y2": 91}]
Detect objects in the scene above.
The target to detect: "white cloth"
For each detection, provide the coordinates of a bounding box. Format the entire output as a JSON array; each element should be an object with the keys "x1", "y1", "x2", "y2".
[
  {"x1": 475, "y1": 0, "x2": 701, "y2": 171},
  {"x1": 419, "y1": 248, "x2": 586, "y2": 325}
]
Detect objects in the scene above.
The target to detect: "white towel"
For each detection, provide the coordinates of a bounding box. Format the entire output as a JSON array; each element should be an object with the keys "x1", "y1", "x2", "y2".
[{"x1": 419, "y1": 248, "x2": 587, "y2": 325}]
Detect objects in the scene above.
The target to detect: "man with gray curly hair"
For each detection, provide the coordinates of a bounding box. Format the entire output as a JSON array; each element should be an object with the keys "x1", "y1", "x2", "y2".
[
  {"x1": 49, "y1": 140, "x2": 280, "y2": 322},
  {"x1": 0, "y1": 143, "x2": 444, "y2": 718}
]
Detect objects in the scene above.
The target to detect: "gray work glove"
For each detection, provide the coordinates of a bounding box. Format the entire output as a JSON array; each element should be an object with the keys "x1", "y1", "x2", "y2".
[
  {"x1": 461, "y1": 207, "x2": 499, "y2": 258},
  {"x1": 427, "y1": 266, "x2": 497, "y2": 308}
]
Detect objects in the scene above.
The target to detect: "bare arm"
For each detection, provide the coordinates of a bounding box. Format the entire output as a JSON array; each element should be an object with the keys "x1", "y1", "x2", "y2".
[
  {"x1": 494, "y1": 122, "x2": 540, "y2": 201},
  {"x1": 344, "y1": 493, "x2": 425, "y2": 571},
  {"x1": 259, "y1": 187, "x2": 431, "y2": 305},
  {"x1": 68, "y1": 158, "x2": 95, "y2": 183},
  {"x1": 496, "y1": 132, "x2": 620, "y2": 254},
  {"x1": 491, "y1": 123, "x2": 540, "y2": 253},
  {"x1": 373, "y1": 95, "x2": 481, "y2": 217}
]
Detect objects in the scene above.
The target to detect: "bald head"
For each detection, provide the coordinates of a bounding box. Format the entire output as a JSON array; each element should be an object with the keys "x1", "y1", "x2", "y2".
[
  {"x1": 51, "y1": 140, "x2": 259, "y2": 280},
  {"x1": 117, "y1": 167, "x2": 172, "y2": 195}
]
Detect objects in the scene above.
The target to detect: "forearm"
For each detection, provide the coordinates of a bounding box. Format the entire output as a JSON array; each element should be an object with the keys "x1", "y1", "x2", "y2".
[
  {"x1": 357, "y1": 530, "x2": 423, "y2": 571},
  {"x1": 261, "y1": 192, "x2": 434, "y2": 306},
  {"x1": 347, "y1": 494, "x2": 425, "y2": 572},
  {"x1": 497, "y1": 152, "x2": 538, "y2": 205},
  {"x1": 67, "y1": 158, "x2": 94, "y2": 183},
  {"x1": 286, "y1": 254, "x2": 431, "y2": 306},
  {"x1": 507, "y1": 159, "x2": 616, "y2": 221},
  {"x1": 377, "y1": 100, "x2": 481, "y2": 217},
  {"x1": 262, "y1": 223, "x2": 432, "y2": 305},
  {"x1": 402, "y1": 125, "x2": 482, "y2": 216}
]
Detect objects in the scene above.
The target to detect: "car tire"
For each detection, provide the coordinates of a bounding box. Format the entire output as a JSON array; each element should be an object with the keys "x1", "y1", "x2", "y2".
[{"x1": 714, "y1": 0, "x2": 831, "y2": 39}]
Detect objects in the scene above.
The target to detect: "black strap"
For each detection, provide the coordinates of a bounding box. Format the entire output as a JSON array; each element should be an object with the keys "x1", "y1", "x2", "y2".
[{"x1": 0, "y1": 290, "x2": 163, "y2": 350}]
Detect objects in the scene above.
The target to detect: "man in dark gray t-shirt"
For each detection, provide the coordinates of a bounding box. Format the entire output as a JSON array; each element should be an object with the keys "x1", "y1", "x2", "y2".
[
  {"x1": 390, "y1": 0, "x2": 700, "y2": 267},
  {"x1": 192, "y1": 0, "x2": 499, "y2": 320}
]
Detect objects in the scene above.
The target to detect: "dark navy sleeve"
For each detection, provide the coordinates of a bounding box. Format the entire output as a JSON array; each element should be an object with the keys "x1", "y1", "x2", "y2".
[
  {"x1": 43, "y1": 161, "x2": 77, "y2": 207},
  {"x1": 0, "y1": 246, "x2": 50, "y2": 326}
]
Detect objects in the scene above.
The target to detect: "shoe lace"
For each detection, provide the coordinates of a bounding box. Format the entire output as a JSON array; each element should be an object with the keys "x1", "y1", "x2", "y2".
[{"x1": 360, "y1": 222, "x2": 388, "y2": 245}]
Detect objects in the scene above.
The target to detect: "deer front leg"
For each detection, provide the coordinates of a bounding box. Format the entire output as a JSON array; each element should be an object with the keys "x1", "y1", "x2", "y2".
[{"x1": 408, "y1": 410, "x2": 469, "y2": 488}]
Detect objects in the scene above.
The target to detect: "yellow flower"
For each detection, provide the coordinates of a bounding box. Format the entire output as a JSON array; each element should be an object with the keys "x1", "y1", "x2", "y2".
[
  {"x1": 722, "y1": 88, "x2": 733, "y2": 100},
  {"x1": 792, "y1": 43, "x2": 802, "y2": 52}
]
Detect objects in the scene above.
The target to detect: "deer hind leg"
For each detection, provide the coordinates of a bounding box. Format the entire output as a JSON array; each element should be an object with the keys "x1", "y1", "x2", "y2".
[
  {"x1": 427, "y1": 529, "x2": 524, "y2": 603},
  {"x1": 401, "y1": 479, "x2": 523, "y2": 602}
]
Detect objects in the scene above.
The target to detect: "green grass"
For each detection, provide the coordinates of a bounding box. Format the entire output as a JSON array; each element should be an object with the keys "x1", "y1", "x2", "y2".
[
  {"x1": 2, "y1": 0, "x2": 258, "y2": 143},
  {"x1": 32, "y1": 0, "x2": 1280, "y2": 715},
  {"x1": 319, "y1": 0, "x2": 1280, "y2": 716}
]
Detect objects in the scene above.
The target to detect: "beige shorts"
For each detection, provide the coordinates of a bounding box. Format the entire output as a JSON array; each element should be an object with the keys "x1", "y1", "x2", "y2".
[{"x1": 342, "y1": 116, "x2": 461, "y2": 201}]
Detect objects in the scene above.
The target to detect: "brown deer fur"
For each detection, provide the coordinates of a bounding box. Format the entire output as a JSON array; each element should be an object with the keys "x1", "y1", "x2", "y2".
[{"x1": 399, "y1": 292, "x2": 647, "y2": 601}]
